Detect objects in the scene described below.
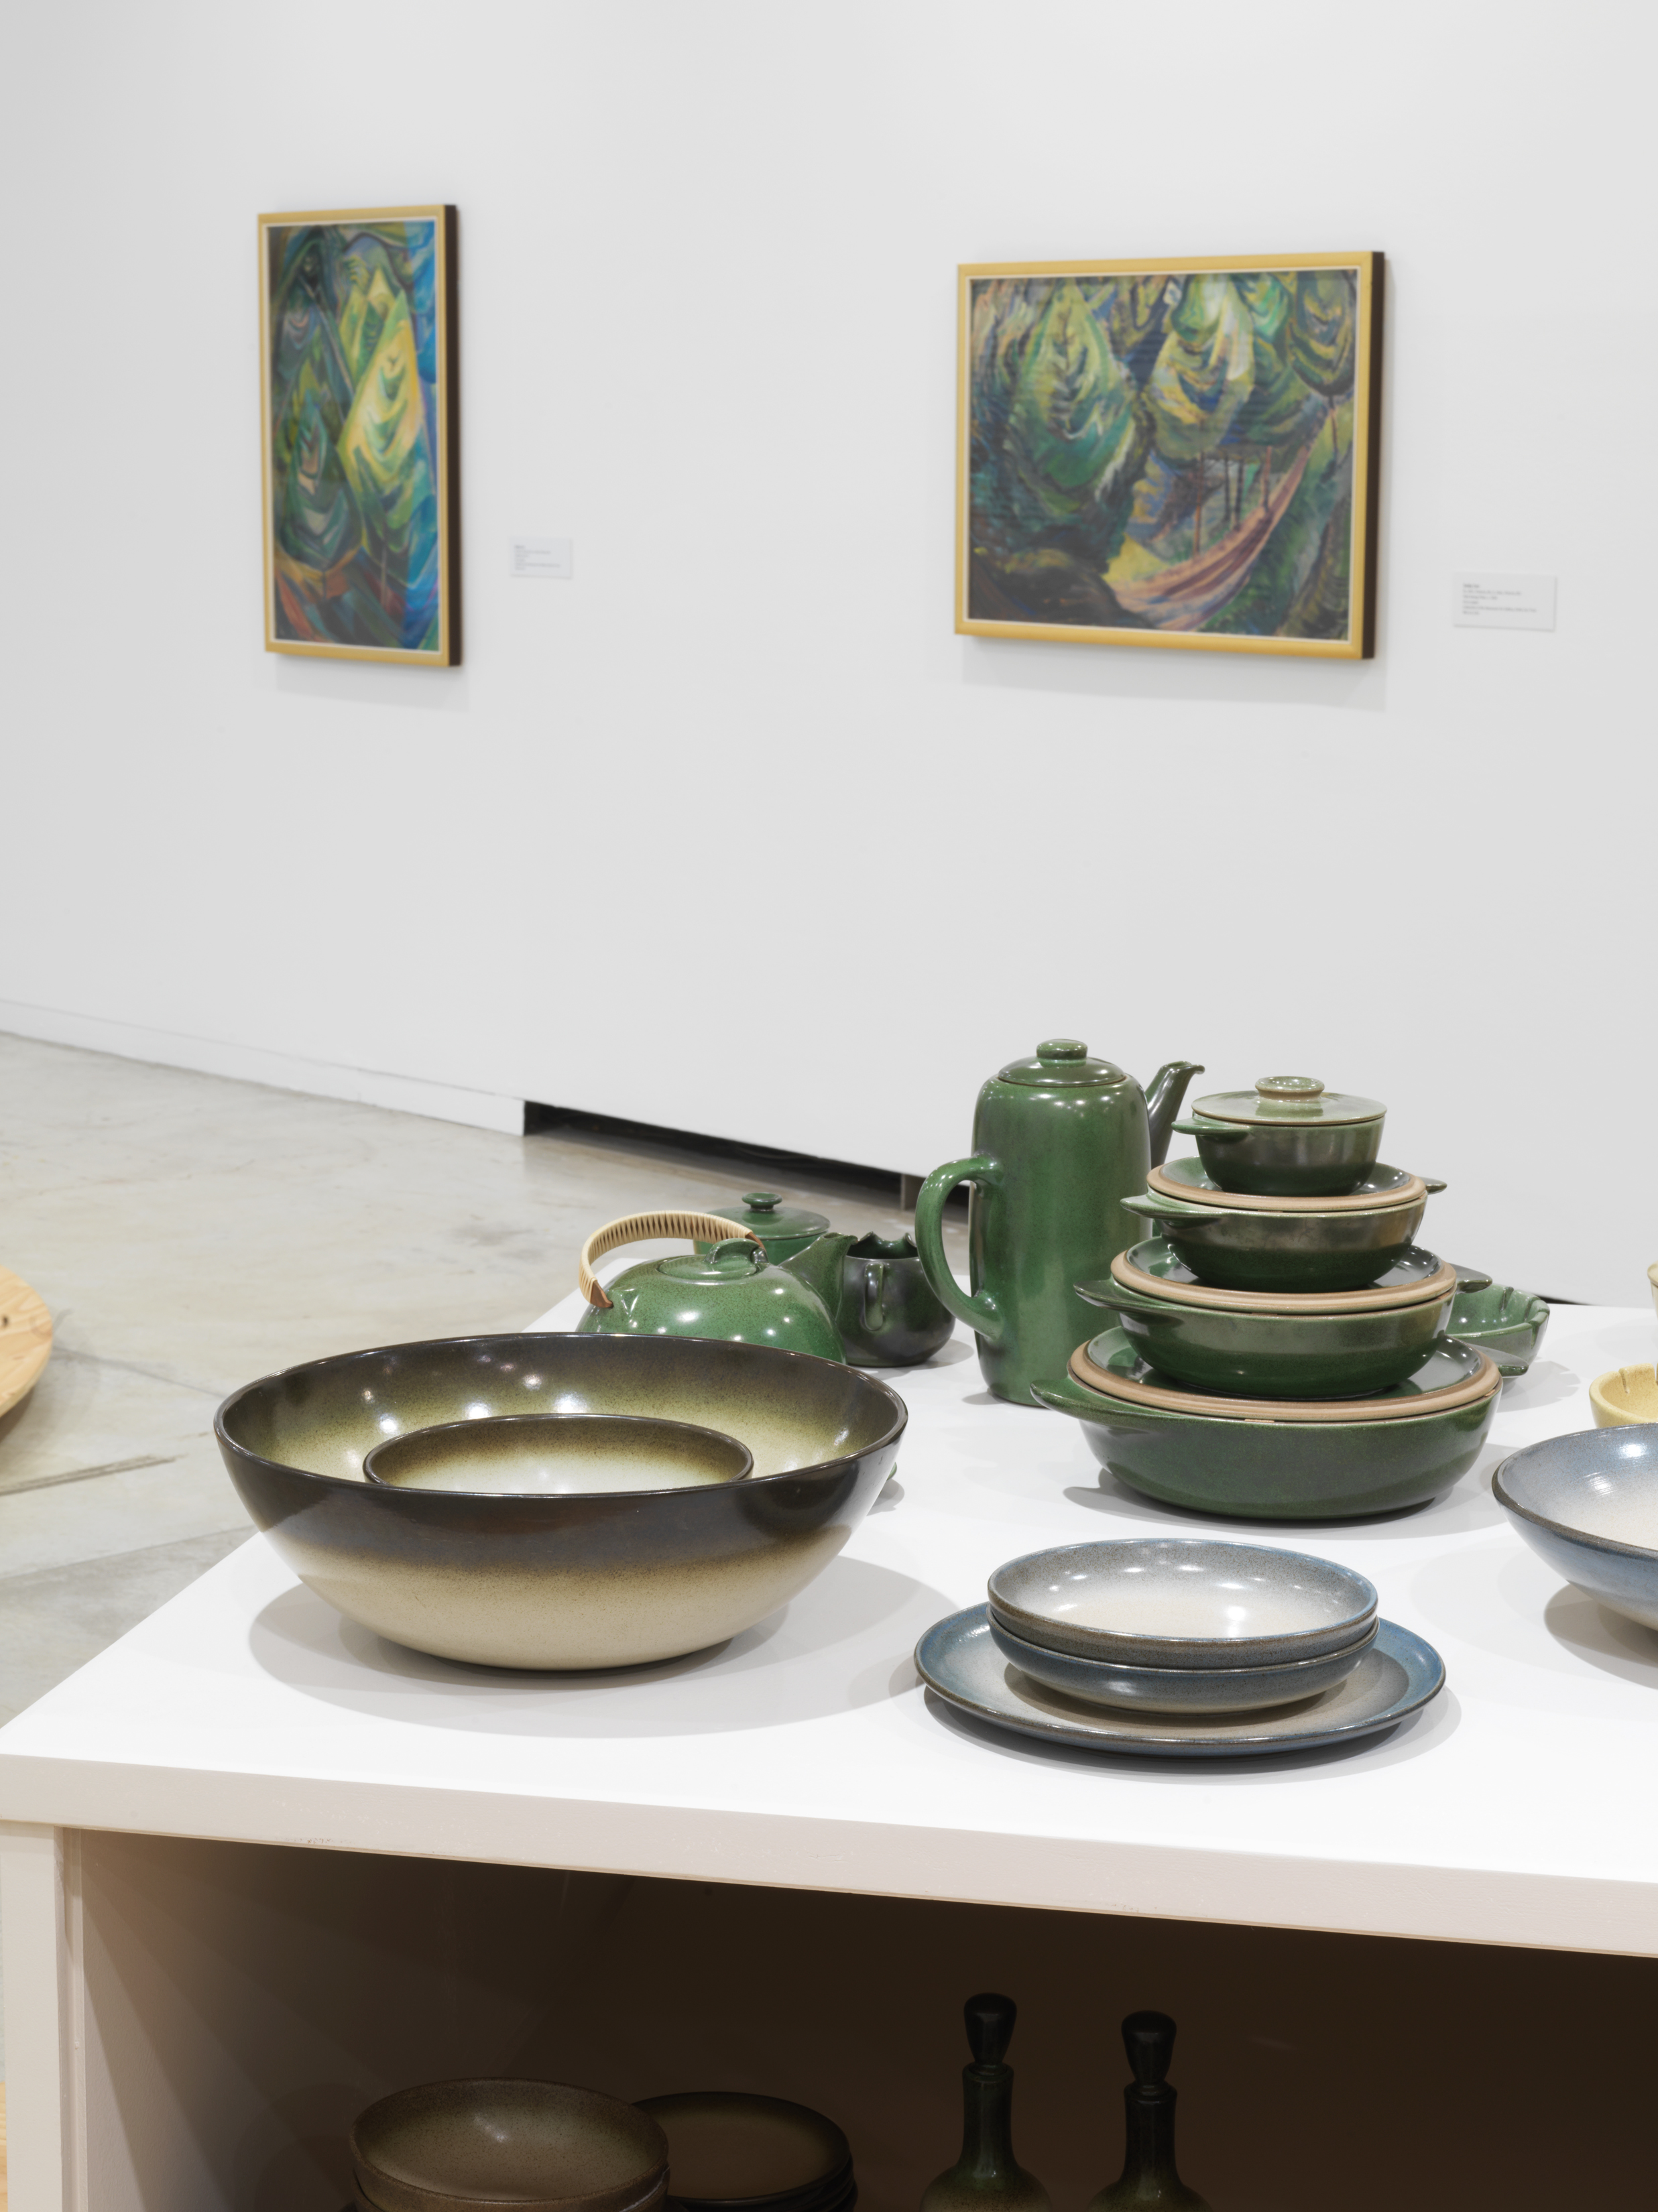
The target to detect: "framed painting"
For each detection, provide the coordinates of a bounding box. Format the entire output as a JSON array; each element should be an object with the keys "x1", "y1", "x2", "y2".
[
  {"x1": 259, "y1": 204, "x2": 459, "y2": 664},
  {"x1": 957, "y1": 252, "x2": 1382, "y2": 658}
]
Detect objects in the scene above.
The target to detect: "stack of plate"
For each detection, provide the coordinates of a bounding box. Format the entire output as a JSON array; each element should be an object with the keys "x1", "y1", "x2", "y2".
[
  {"x1": 638, "y1": 2094, "x2": 854, "y2": 2212},
  {"x1": 350, "y1": 2081, "x2": 668, "y2": 2212},
  {"x1": 1037, "y1": 1077, "x2": 1518, "y2": 1520},
  {"x1": 913, "y1": 1538, "x2": 1445, "y2": 1758}
]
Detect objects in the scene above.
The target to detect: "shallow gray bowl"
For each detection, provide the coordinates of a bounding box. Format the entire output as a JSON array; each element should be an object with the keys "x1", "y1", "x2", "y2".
[
  {"x1": 364, "y1": 1412, "x2": 752, "y2": 1495},
  {"x1": 1493, "y1": 1424, "x2": 1658, "y2": 1630},
  {"x1": 351, "y1": 2079, "x2": 668, "y2": 2212},
  {"x1": 216, "y1": 1333, "x2": 905, "y2": 1670},
  {"x1": 987, "y1": 1610, "x2": 1378, "y2": 1713},
  {"x1": 986, "y1": 1537, "x2": 1378, "y2": 1667}
]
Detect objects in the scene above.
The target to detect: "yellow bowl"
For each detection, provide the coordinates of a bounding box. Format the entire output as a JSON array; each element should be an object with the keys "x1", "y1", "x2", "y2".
[{"x1": 1590, "y1": 1364, "x2": 1658, "y2": 1427}]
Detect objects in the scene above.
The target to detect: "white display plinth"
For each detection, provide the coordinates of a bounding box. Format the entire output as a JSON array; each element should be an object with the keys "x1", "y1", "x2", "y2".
[{"x1": 3, "y1": 1295, "x2": 1657, "y2": 2212}]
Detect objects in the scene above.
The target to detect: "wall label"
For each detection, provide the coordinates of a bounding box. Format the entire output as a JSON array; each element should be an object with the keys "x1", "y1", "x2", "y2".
[
  {"x1": 1452, "y1": 573, "x2": 1555, "y2": 629},
  {"x1": 511, "y1": 537, "x2": 573, "y2": 579}
]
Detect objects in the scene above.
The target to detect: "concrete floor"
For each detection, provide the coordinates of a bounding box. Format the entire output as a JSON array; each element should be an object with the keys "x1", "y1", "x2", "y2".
[
  {"x1": 0, "y1": 1032, "x2": 955, "y2": 1722},
  {"x1": 0, "y1": 1032, "x2": 965, "y2": 2083}
]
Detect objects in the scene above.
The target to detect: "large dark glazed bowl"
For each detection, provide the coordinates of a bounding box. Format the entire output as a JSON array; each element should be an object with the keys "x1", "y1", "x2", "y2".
[
  {"x1": 1032, "y1": 1337, "x2": 1499, "y2": 1520},
  {"x1": 216, "y1": 1333, "x2": 906, "y2": 1669}
]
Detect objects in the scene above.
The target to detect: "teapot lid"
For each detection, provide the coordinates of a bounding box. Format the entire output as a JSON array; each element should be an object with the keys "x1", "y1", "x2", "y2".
[
  {"x1": 1195, "y1": 1076, "x2": 1386, "y2": 1127},
  {"x1": 998, "y1": 1038, "x2": 1128, "y2": 1090},
  {"x1": 657, "y1": 1239, "x2": 773, "y2": 1285},
  {"x1": 713, "y1": 1190, "x2": 831, "y2": 1241}
]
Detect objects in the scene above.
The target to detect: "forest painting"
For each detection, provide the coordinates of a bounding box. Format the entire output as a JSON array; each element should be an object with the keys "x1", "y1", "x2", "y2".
[
  {"x1": 259, "y1": 206, "x2": 458, "y2": 664},
  {"x1": 958, "y1": 254, "x2": 1380, "y2": 658}
]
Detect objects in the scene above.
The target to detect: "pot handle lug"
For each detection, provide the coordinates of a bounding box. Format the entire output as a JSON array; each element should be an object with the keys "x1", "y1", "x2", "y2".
[
  {"x1": 579, "y1": 1211, "x2": 758, "y2": 1308},
  {"x1": 1172, "y1": 1117, "x2": 1247, "y2": 1142},
  {"x1": 912, "y1": 1156, "x2": 1004, "y2": 1345}
]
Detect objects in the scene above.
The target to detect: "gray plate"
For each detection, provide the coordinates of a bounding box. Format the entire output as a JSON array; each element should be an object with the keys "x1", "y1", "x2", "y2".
[{"x1": 915, "y1": 1605, "x2": 1444, "y2": 1758}]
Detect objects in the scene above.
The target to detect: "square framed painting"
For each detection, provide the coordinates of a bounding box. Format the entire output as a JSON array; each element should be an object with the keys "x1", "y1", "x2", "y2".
[
  {"x1": 259, "y1": 204, "x2": 459, "y2": 664},
  {"x1": 957, "y1": 252, "x2": 1382, "y2": 658}
]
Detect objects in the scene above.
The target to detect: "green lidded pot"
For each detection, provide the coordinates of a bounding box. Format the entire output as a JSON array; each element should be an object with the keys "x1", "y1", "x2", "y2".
[
  {"x1": 575, "y1": 1210, "x2": 843, "y2": 1360},
  {"x1": 699, "y1": 1190, "x2": 831, "y2": 1264},
  {"x1": 1174, "y1": 1075, "x2": 1386, "y2": 1197},
  {"x1": 913, "y1": 1041, "x2": 1203, "y2": 1406}
]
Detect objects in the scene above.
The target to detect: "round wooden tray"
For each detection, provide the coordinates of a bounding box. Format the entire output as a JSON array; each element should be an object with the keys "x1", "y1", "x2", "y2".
[
  {"x1": 0, "y1": 1267, "x2": 52, "y2": 1418},
  {"x1": 1147, "y1": 1164, "x2": 1431, "y2": 1215},
  {"x1": 1067, "y1": 1340, "x2": 1500, "y2": 1424},
  {"x1": 1110, "y1": 1249, "x2": 1460, "y2": 1316}
]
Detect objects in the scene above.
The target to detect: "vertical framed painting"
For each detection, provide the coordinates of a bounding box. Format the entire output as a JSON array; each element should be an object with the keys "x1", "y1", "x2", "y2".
[
  {"x1": 259, "y1": 204, "x2": 459, "y2": 664},
  {"x1": 957, "y1": 253, "x2": 1382, "y2": 658}
]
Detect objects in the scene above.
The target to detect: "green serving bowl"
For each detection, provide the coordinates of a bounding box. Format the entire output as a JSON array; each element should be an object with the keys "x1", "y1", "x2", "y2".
[
  {"x1": 1122, "y1": 1173, "x2": 1429, "y2": 1293},
  {"x1": 1033, "y1": 1329, "x2": 1499, "y2": 1520},
  {"x1": 1079, "y1": 1244, "x2": 1454, "y2": 1398},
  {"x1": 1445, "y1": 1282, "x2": 1550, "y2": 1375}
]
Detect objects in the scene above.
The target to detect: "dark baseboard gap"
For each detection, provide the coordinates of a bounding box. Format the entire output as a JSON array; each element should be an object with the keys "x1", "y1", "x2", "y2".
[{"x1": 524, "y1": 1101, "x2": 962, "y2": 1212}]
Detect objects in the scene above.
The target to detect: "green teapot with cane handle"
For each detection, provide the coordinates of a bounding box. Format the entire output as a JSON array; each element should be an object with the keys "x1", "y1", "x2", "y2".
[
  {"x1": 913, "y1": 1043, "x2": 1203, "y2": 1406},
  {"x1": 575, "y1": 1211, "x2": 844, "y2": 1359}
]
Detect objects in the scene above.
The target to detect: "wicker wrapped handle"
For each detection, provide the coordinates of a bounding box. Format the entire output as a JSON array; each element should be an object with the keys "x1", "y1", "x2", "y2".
[{"x1": 579, "y1": 1211, "x2": 759, "y2": 1309}]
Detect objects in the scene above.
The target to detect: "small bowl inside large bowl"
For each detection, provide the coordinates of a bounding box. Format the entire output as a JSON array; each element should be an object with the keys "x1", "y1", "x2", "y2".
[
  {"x1": 988, "y1": 1537, "x2": 1376, "y2": 1667},
  {"x1": 987, "y1": 1609, "x2": 1377, "y2": 1713},
  {"x1": 364, "y1": 1413, "x2": 752, "y2": 1495},
  {"x1": 1082, "y1": 1244, "x2": 1454, "y2": 1398},
  {"x1": 1494, "y1": 1426, "x2": 1658, "y2": 1630},
  {"x1": 351, "y1": 2080, "x2": 668, "y2": 2212},
  {"x1": 216, "y1": 1333, "x2": 905, "y2": 1670}
]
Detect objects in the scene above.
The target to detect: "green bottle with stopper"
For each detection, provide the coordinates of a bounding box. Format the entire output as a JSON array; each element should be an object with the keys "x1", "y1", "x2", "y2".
[
  {"x1": 1088, "y1": 2010, "x2": 1211, "y2": 2211},
  {"x1": 919, "y1": 1992, "x2": 1052, "y2": 2212}
]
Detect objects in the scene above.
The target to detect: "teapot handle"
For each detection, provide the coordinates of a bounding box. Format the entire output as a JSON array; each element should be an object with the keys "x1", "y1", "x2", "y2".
[
  {"x1": 579, "y1": 1211, "x2": 757, "y2": 1309},
  {"x1": 913, "y1": 1156, "x2": 1004, "y2": 1345}
]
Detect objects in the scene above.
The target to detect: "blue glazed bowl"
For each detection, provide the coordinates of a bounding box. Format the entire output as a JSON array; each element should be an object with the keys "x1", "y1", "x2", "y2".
[
  {"x1": 1493, "y1": 1424, "x2": 1658, "y2": 1630},
  {"x1": 986, "y1": 1609, "x2": 1378, "y2": 1713}
]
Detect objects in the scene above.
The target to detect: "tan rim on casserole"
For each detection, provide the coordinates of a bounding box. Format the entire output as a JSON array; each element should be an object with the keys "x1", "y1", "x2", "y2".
[
  {"x1": 1145, "y1": 1166, "x2": 1430, "y2": 1215},
  {"x1": 1067, "y1": 1341, "x2": 1500, "y2": 1424},
  {"x1": 1110, "y1": 1251, "x2": 1459, "y2": 1316}
]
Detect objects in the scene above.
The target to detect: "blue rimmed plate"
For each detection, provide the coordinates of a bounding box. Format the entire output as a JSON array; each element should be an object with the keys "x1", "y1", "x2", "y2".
[{"x1": 915, "y1": 1604, "x2": 1444, "y2": 1758}]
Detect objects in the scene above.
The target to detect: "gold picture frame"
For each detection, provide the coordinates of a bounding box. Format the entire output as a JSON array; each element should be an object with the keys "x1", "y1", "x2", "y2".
[
  {"x1": 957, "y1": 252, "x2": 1382, "y2": 658},
  {"x1": 259, "y1": 204, "x2": 459, "y2": 665}
]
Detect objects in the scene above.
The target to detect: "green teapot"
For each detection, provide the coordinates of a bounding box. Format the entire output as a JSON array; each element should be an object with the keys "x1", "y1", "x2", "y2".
[
  {"x1": 576, "y1": 1211, "x2": 844, "y2": 1360},
  {"x1": 913, "y1": 1042, "x2": 1203, "y2": 1406}
]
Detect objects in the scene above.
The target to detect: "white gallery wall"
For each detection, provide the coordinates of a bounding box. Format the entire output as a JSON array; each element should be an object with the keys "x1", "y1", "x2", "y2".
[{"x1": 0, "y1": 1, "x2": 1650, "y2": 1301}]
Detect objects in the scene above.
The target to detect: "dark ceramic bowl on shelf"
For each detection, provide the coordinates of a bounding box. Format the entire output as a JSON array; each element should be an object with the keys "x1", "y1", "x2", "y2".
[
  {"x1": 351, "y1": 2081, "x2": 668, "y2": 2212},
  {"x1": 1122, "y1": 1172, "x2": 1431, "y2": 1293},
  {"x1": 986, "y1": 1608, "x2": 1378, "y2": 1713},
  {"x1": 1171, "y1": 1077, "x2": 1386, "y2": 1196},
  {"x1": 1493, "y1": 1426, "x2": 1658, "y2": 1629},
  {"x1": 1078, "y1": 1248, "x2": 1454, "y2": 1398},
  {"x1": 216, "y1": 1334, "x2": 905, "y2": 1670},
  {"x1": 363, "y1": 1412, "x2": 752, "y2": 1495},
  {"x1": 1033, "y1": 1331, "x2": 1500, "y2": 1520},
  {"x1": 637, "y1": 2092, "x2": 852, "y2": 2212},
  {"x1": 986, "y1": 1536, "x2": 1377, "y2": 1667}
]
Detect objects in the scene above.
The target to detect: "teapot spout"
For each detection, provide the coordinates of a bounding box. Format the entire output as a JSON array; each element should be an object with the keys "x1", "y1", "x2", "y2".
[
  {"x1": 1144, "y1": 1060, "x2": 1205, "y2": 1167},
  {"x1": 778, "y1": 1231, "x2": 857, "y2": 1313}
]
